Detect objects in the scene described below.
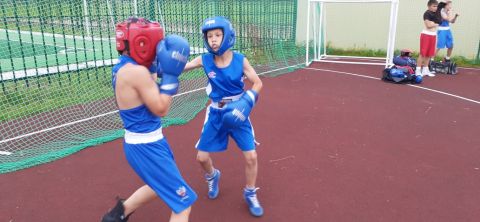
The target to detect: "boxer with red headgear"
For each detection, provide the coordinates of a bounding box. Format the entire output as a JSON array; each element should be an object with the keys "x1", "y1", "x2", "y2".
[
  {"x1": 115, "y1": 17, "x2": 164, "y2": 68},
  {"x1": 102, "y1": 17, "x2": 196, "y2": 222}
]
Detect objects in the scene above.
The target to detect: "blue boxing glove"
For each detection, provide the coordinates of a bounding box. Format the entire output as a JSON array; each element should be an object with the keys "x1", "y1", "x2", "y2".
[
  {"x1": 222, "y1": 90, "x2": 258, "y2": 128},
  {"x1": 414, "y1": 74, "x2": 423, "y2": 84},
  {"x1": 156, "y1": 34, "x2": 190, "y2": 95}
]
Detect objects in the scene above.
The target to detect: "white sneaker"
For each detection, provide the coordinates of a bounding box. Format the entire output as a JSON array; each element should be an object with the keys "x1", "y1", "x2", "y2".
[
  {"x1": 415, "y1": 70, "x2": 422, "y2": 76},
  {"x1": 422, "y1": 70, "x2": 435, "y2": 77}
]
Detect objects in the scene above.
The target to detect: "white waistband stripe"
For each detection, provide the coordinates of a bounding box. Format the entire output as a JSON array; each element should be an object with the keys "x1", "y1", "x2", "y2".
[
  {"x1": 421, "y1": 30, "x2": 437, "y2": 36},
  {"x1": 211, "y1": 93, "x2": 243, "y2": 108},
  {"x1": 125, "y1": 127, "x2": 164, "y2": 144}
]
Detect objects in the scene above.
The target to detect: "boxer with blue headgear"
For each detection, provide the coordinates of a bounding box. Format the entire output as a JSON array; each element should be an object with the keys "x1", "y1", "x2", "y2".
[
  {"x1": 182, "y1": 16, "x2": 265, "y2": 217},
  {"x1": 201, "y1": 16, "x2": 236, "y2": 55}
]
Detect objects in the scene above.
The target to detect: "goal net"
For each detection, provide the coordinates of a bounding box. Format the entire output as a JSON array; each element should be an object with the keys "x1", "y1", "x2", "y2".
[{"x1": 306, "y1": 0, "x2": 399, "y2": 67}]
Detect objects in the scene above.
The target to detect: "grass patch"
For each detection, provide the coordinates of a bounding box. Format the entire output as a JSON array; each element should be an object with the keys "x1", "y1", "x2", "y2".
[
  {"x1": 0, "y1": 68, "x2": 113, "y2": 122},
  {"x1": 324, "y1": 46, "x2": 480, "y2": 67},
  {"x1": 0, "y1": 39, "x2": 63, "y2": 59}
]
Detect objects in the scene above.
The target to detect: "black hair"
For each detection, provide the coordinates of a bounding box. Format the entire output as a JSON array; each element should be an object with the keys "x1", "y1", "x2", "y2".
[
  {"x1": 436, "y1": 2, "x2": 447, "y2": 18},
  {"x1": 437, "y1": 2, "x2": 447, "y2": 11},
  {"x1": 427, "y1": 0, "x2": 438, "y2": 6}
]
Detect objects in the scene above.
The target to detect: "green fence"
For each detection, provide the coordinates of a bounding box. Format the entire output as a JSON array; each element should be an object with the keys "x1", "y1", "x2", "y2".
[{"x1": 0, "y1": 0, "x2": 306, "y2": 173}]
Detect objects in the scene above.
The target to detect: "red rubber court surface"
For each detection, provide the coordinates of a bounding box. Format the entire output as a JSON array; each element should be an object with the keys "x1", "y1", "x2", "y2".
[{"x1": 1, "y1": 62, "x2": 479, "y2": 222}]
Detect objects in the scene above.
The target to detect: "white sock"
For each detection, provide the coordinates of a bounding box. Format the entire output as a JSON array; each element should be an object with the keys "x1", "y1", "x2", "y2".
[{"x1": 207, "y1": 168, "x2": 217, "y2": 178}]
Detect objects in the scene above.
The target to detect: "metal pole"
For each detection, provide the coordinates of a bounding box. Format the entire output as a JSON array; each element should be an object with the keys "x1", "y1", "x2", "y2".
[
  {"x1": 134, "y1": 0, "x2": 138, "y2": 16},
  {"x1": 83, "y1": 0, "x2": 91, "y2": 36},
  {"x1": 306, "y1": 0, "x2": 311, "y2": 66},
  {"x1": 313, "y1": 2, "x2": 317, "y2": 60},
  {"x1": 386, "y1": 0, "x2": 398, "y2": 67}
]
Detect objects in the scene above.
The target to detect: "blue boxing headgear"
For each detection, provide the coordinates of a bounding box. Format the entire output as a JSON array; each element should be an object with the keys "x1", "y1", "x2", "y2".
[
  {"x1": 389, "y1": 68, "x2": 407, "y2": 83},
  {"x1": 201, "y1": 16, "x2": 235, "y2": 55}
]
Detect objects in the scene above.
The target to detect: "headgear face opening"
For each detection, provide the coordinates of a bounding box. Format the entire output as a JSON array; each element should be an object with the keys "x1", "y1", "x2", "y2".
[
  {"x1": 116, "y1": 17, "x2": 164, "y2": 67},
  {"x1": 201, "y1": 16, "x2": 235, "y2": 56}
]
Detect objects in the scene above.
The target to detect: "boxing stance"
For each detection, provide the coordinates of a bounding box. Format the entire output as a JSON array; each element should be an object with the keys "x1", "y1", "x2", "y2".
[
  {"x1": 183, "y1": 16, "x2": 264, "y2": 217},
  {"x1": 101, "y1": 17, "x2": 196, "y2": 222}
]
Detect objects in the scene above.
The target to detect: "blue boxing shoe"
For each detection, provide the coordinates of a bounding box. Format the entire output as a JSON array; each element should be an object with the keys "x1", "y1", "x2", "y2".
[
  {"x1": 244, "y1": 187, "x2": 264, "y2": 217},
  {"x1": 205, "y1": 169, "x2": 221, "y2": 199}
]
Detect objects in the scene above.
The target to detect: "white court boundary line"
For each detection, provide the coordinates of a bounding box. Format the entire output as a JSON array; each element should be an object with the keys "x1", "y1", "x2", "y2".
[
  {"x1": 458, "y1": 67, "x2": 480, "y2": 71},
  {"x1": 305, "y1": 67, "x2": 480, "y2": 105},
  {"x1": 0, "y1": 47, "x2": 207, "y2": 81},
  {"x1": 0, "y1": 63, "x2": 304, "y2": 155},
  {"x1": 0, "y1": 28, "x2": 114, "y2": 42}
]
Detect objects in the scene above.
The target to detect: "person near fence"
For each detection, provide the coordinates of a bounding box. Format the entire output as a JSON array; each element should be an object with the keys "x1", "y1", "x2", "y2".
[
  {"x1": 416, "y1": 0, "x2": 441, "y2": 77},
  {"x1": 101, "y1": 17, "x2": 197, "y2": 222},
  {"x1": 182, "y1": 16, "x2": 264, "y2": 217},
  {"x1": 435, "y1": 0, "x2": 459, "y2": 62}
]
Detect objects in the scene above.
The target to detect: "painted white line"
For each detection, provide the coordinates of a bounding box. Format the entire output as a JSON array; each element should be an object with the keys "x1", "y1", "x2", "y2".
[
  {"x1": 1, "y1": 59, "x2": 118, "y2": 80},
  {"x1": 0, "y1": 47, "x2": 206, "y2": 81},
  {"x1": 305, "y1": 67, "x2": 381, "y2": 80},
  {"x1": 0, "y1": 151, "x2": 12, "y2": 155},
  {"x1": 0, "y1": 110, "x2": 119, "y2": 144},
  {"x1": 258, "y1": 63, "x2": 304, "y2": 76},
  {"x1": 408, "y1": 85, "x2": 480, "y2": 105},
  {"x1": 314, "y1": 59, "x2": 386, "y2": 66},
  {"x1": 5, "y1": 38, "x2": 92, "y2": 50},
  {"x1": 0, "y1": 28, "x2": 114, "y2": 42},
  {"x1": 304, "y1": 67, "x2": 480, "y2": 105},
  {"x1": 458, "y1": 67, "x2": 480, "y2": 71}
]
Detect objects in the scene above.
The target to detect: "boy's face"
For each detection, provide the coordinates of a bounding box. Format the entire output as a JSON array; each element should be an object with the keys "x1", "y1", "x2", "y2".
[
  {"x1": 206, "y1": 28, "x2": 223, "y2": 53},
  {"x1": 428, "y1": 3, "x2": 438, "y2": 12}
]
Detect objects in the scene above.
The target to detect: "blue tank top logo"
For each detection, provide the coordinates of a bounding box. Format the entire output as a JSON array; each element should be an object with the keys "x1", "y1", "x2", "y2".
[{"x1": 208, "y1": 71, "x2": 216, "y2": 79}]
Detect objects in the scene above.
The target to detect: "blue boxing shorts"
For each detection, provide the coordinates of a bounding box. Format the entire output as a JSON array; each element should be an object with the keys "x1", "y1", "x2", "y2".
[
  {"x1": 123, "y1": 128, "x2": 197, "y2": 213},
  {"x1": 195, "y1": 104, "x2": 257, "y2": 152},
  {"x1": 437, "y1": 29, "x2": 453, "y2": 49}
]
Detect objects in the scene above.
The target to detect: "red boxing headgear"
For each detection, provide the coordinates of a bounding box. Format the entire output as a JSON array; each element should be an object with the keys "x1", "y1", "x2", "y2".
[
  {"x1": 116, "y1": 17, "x2": 164, "y2": 67},
  {"x1": 400, "y1": 49, "x2": 413, "y2": 57}
]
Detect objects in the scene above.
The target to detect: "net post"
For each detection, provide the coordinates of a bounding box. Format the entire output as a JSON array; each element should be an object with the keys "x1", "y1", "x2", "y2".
[
  {"x1": 306, "y1": 0, "x2": 311, "y2": 66},
  {"x1": 322, "y1": 2, "x2": 327, "y2": 58},
  {"x1": 313, "y1": 2, "x2": 318, "y2": 61},
  {"x1": 134, "y1": 0, "x2": 138, "y2": 16},
  {"x1": 315, "y1": 3, "x2": 322, "y2": 60},
  {"x1": 82, "y1": 0, "x2": 91, "y2": 37},
  {"x1": 386, "y1": 0, "x2": 399, "y2": 67},
  {"x1": 106, "y1": 0, "x2": 115, "y2": 32}
]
